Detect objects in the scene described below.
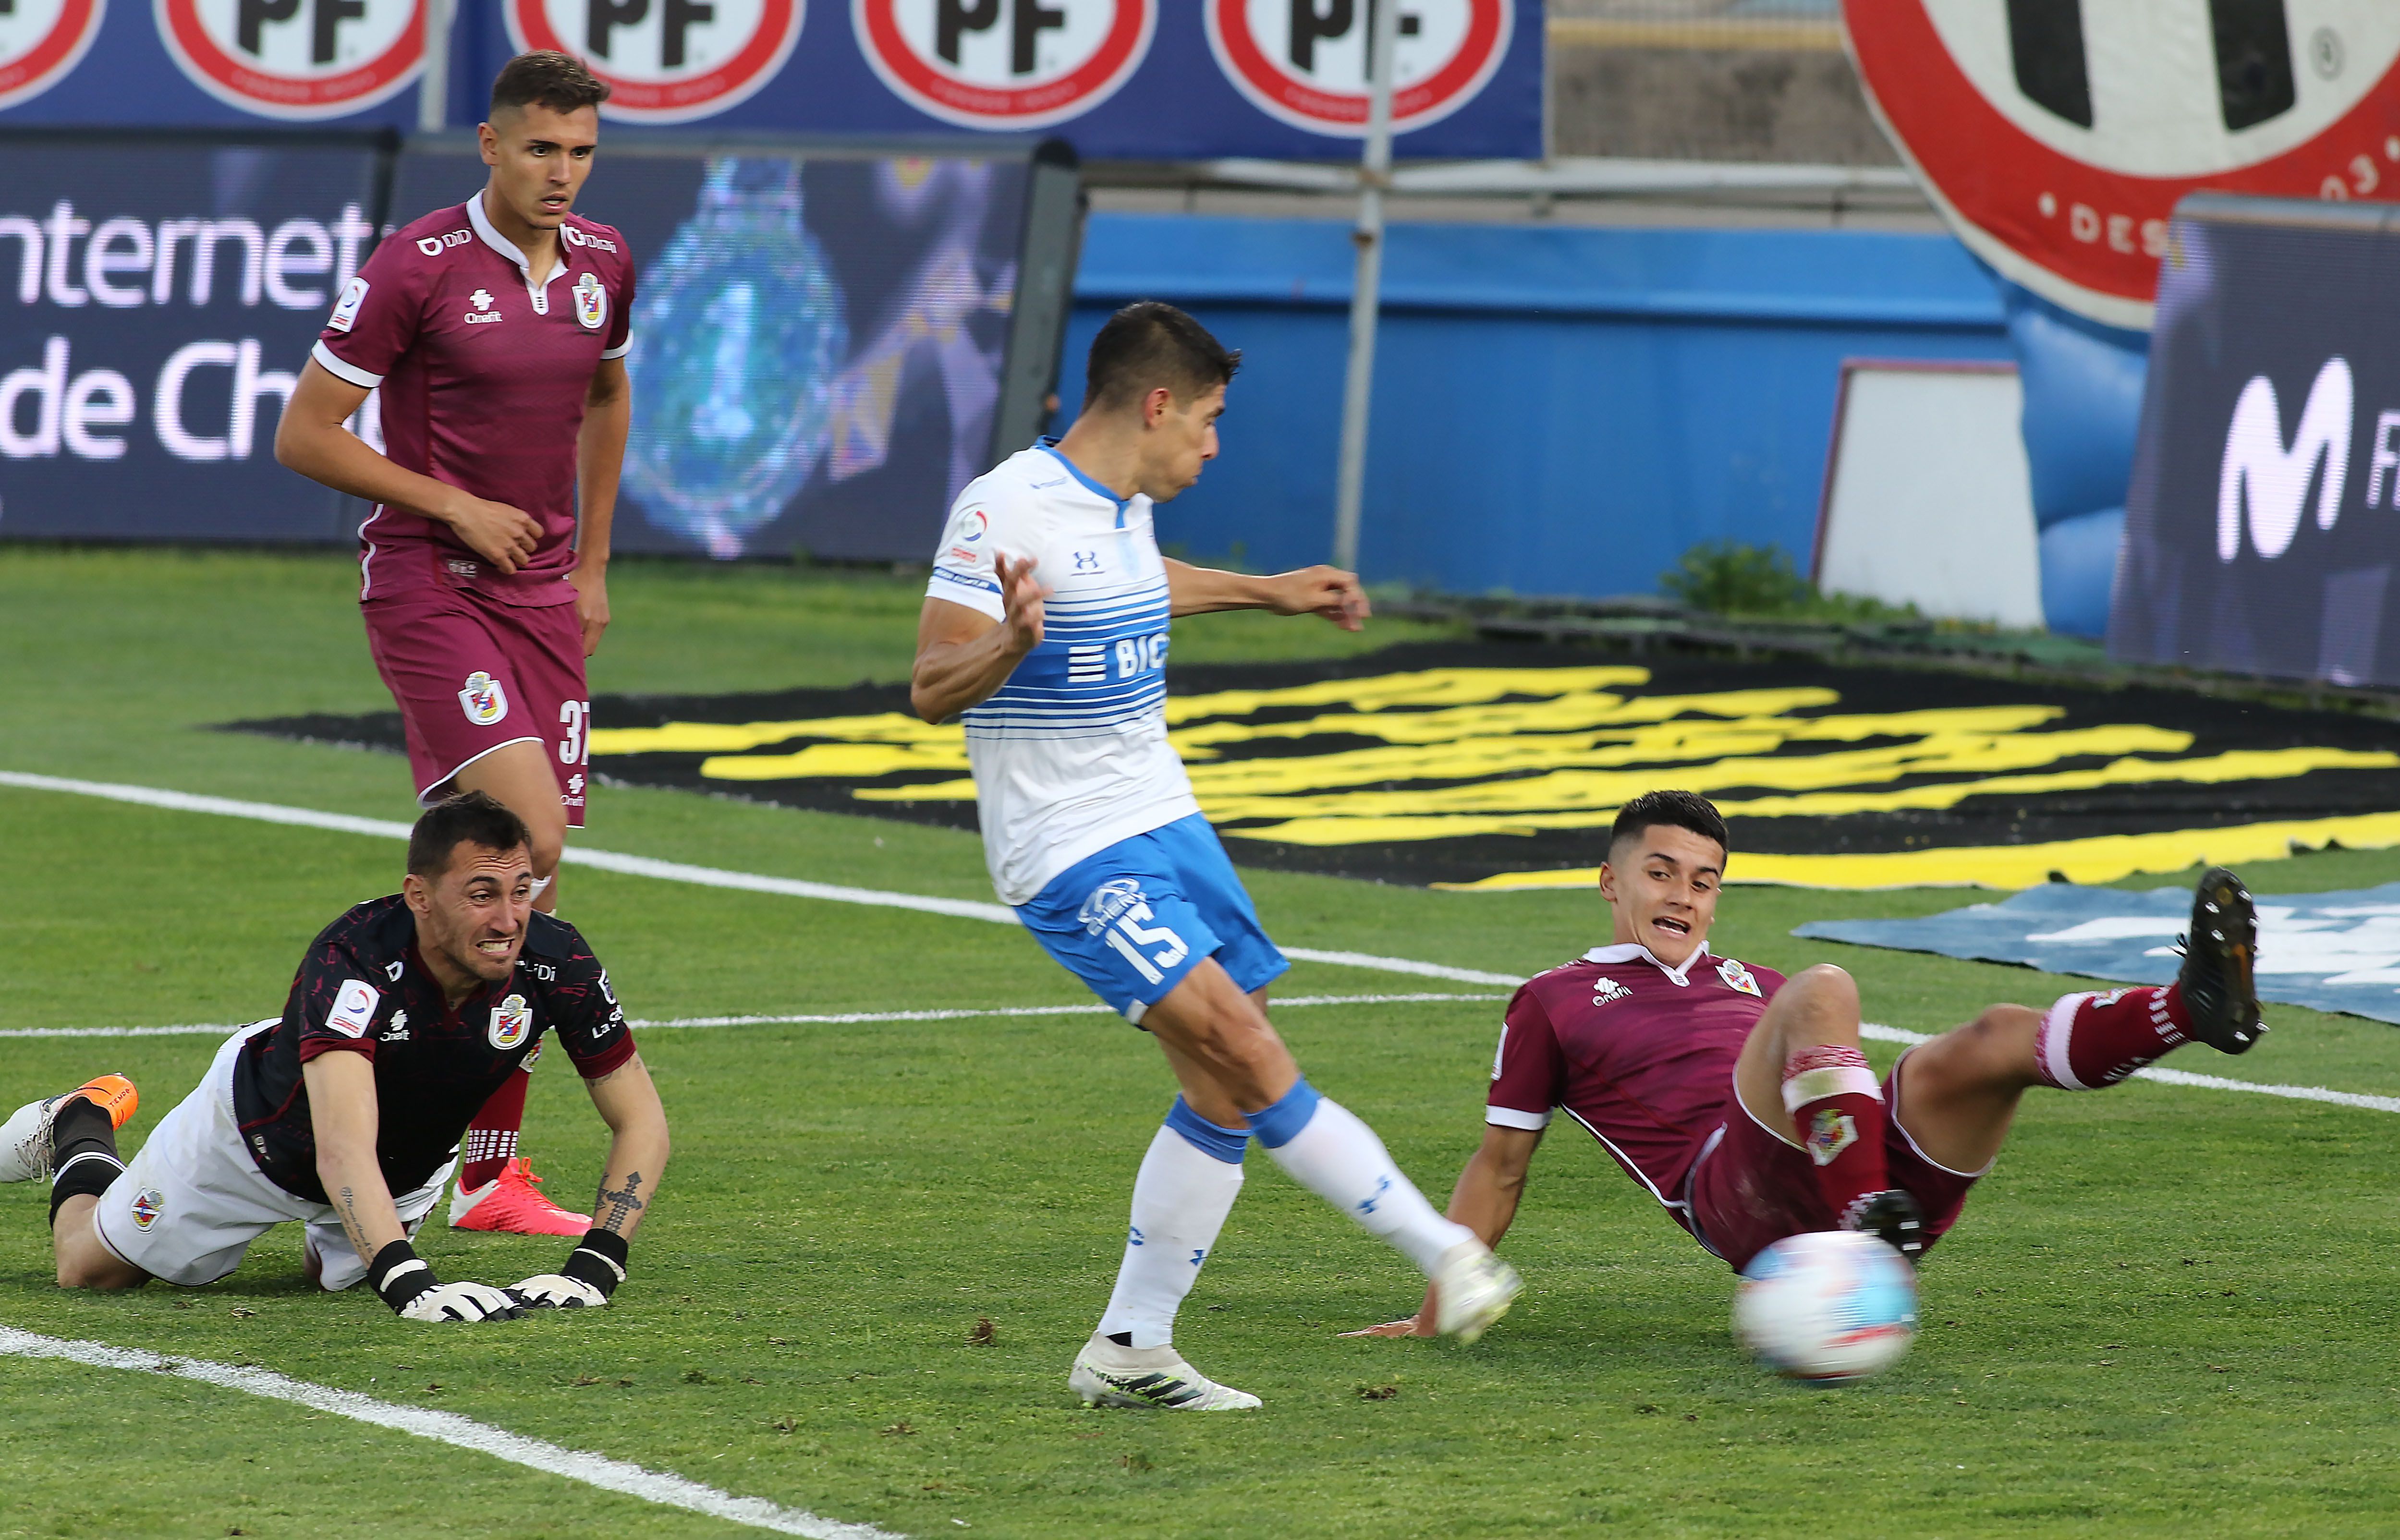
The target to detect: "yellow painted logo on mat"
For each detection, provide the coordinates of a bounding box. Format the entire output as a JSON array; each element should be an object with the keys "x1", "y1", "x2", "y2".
[{"x1": 586, "y1": 662, "x2": 2400, "y2": 890}]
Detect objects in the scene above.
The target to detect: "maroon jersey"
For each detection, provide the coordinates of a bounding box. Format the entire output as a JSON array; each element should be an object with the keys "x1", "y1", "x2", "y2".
[
  {"x1": 313, "y1": 194, "x2": 635, "y2": 608},
  {"x1": 1487, "y1": 943, "x2": 1786, "y2": 1230},
  {"x1": 231, "y1": 897, "x2": 637, "y2": 1204}
]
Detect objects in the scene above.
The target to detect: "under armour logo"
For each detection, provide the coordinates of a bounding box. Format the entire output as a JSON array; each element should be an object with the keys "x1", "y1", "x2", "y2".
[
  {"x1": 469, "y1": 289, "x2": 495, "y2": 311},
  {"x1": 1189, "y1": 1248, "x2": 1207, "y2": 1266},
  {"x1": 1072, "y1": 550, "x2": 1101, "y2": 571}
]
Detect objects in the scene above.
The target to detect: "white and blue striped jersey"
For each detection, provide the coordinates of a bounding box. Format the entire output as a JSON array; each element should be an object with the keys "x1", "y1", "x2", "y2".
[{"x1": 926, "y1": 440, "x2": 1201, "y2": 906}]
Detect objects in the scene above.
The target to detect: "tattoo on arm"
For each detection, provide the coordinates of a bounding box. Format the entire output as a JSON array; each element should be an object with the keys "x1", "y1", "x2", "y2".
[
  {"x1": 595, "y1": 1170, "x2": 645, "y2": 1234},
  {"x1": 336, "y1": 1185, "x2": 373, "y2": 1258}
]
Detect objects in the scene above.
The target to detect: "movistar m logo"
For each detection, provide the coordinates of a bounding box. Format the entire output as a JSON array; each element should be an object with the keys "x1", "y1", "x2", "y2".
[{"x1": 2217, "y1": 358, "x2": 2351, "y2": 562}]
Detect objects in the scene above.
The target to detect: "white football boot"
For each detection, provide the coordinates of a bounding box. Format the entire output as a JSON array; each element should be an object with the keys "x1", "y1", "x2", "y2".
[
  {"x1": 1433, "y1": 1240, "x2": 1523, "y2": 1345},
  {"x1": 0, "y1": 1075, "x2": 138, "y2": 1184},
  {"x1": 1069, "y1": 1334, "x2": 1262, "y2": 1411}
]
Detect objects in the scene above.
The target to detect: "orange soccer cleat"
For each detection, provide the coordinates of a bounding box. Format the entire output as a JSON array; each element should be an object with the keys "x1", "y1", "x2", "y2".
[
  {"x1": 0, "y1": 1073, "x2": 138, "y2": 1184},
  {"x1": 449, "y1": 1157, "x2": 592, "y2": 1236}
]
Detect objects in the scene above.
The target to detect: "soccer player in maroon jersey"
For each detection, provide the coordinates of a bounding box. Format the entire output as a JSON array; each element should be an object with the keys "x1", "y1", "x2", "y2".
[
  {"x1": 1, "y1": 794, "x2": 670, "y2": 1321},
  {"x1": 1352, "y1": 790, "x2": 2264, "y2": 1335},
  {"x1": 274, "y1": 51, "x2": 636, "y2": 1239}
]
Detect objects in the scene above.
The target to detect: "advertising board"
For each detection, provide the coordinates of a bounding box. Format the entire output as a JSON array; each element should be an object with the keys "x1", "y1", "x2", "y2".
[
  {"x1": 0, "y1": 0, "x2": 1542, "y2": 160},
  {"x1": 0, "y1": 133, "x2": 388, "y2": 542},
  {"x1": 2112, "y1": 194, "x2": 2400, "y2": 685}
]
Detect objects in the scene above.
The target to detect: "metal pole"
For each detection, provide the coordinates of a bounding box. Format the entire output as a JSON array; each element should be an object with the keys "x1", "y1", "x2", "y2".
[
  {"x1": 1331, "y1": 0, "x2": 1398, "y2": 575},
  {"x1": 418, "y1": 0, "x2": 455, "y2": 133}
]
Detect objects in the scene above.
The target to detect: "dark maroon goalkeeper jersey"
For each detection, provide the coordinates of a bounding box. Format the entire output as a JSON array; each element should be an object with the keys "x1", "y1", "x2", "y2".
[
  {"x1": 1486, "y1": 943, "x2": 1786, "y2": 1235},
  {"x1": 312, "y1": 194, "x2": 635, "y2": 610},
  {"x1": 231, "y1": 896, "x2": 637, "y2": 1204}
]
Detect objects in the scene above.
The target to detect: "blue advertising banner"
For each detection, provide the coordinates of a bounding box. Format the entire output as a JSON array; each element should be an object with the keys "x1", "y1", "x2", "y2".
[
  {"x1": 0, "y1": 136, "x2": 388, "y2": 541},
  {"x1": 0, "y1": 0, "x2": 1542, "y2": 160},
  {"x1": 2112, "y1": 194, "x2": 2400, "y2": 687},
  {"x1": 390, "y1": 140, "x2": 1051, "y2": 561}
]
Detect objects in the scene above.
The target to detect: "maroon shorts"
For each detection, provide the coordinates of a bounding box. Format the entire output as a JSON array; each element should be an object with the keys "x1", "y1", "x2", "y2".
[
  {"x1": 1682, "y1": 1050, "x2": 1984, "y2": 1273},
  {"x1": 361, "y1": 590, "x2": 588, "y2": 829}
]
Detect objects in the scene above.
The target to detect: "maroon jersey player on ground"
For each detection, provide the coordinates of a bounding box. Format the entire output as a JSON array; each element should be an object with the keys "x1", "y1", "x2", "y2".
[
  {"x1": 4, "y1": 793, "x2": 670, "y2": 1322},
  {"x1": 274, "y1": 51, "x2": 635, "y2": 1238},
  {"x1": 1352, "y1": 789, "x2": 2265, "y2": 1335}
]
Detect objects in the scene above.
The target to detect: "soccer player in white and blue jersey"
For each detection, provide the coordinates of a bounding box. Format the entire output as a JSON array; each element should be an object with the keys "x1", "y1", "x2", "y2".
[{"x1": 912, "y1": 303, "x2": 1522, "y2": 1410}]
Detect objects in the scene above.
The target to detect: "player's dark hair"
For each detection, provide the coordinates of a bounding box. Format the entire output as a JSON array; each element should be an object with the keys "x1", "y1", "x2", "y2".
[
  {"x1": 490, "y1": 50, "x2": 611, "y2": 118},
  {"x1": 407, "y1": 791, "x2": 532, "y2": 879},
  {"x1": 1609, "y1": 790, "x2": 1730, "y2": 861},
  {"x1": 1083, "y1": 301, "x2": 1241, "y2": 412}
]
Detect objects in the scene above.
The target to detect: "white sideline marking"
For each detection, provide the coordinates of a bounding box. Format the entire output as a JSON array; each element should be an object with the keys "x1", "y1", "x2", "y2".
[
  {"x1": 12, "y1": 773, "x2": 2400, "y2": 1117},
  {"x1": 0, "y1": 994, "x2": 1510, "y2": 1041},
  {"x1": 0, "y1": 1326, "x2": 895, "y2": 1539},
  {"x1": 0, "y1": 772, "x2": 1515, "y2": 985}
]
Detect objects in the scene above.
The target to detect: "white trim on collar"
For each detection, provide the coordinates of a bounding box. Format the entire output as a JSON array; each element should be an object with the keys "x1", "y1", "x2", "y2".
[
  {"x1": 1583, "y1": 939, "x2": 1712, "y2": 985},
  {"x1": 466, "y1": 193, "x2": 563, "y2": 312}
]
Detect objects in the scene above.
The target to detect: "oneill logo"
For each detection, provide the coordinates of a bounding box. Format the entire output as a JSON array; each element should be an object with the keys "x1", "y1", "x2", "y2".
[{"x1": 2218, "y1": 357, "x2": 2351, "y2": 561}]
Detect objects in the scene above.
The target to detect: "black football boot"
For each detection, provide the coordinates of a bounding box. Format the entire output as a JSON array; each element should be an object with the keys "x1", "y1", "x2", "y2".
[
  {"x1": 1843, "y1": 1188, "x2": 1925, "y2": 1264},
  {"x1": 2175, "y1": 867, "x2": 2264, "y2": 1055}
]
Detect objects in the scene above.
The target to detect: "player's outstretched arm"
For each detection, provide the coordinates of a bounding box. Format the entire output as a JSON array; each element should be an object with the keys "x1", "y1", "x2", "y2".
[
  {"x1": 302, "y1": 1053, "x2": 522, "y2": 1322},
  {"x1": 910, "y1": 555, "x2": 1052, "y2": 722},
  {"x1": 512, "y1": 1052, "x2": 670, "y2": 1309},
  {"x1": 274, "y1": 361, "x2": 544, "y2": 575},
  {"x1": 1163, "y1": 558, "x2": 1368, "y2": 631},
  {"x1": 1344, "y1": 1125, "x2": 1542, "y2": 1338},
  {"x1": 569, "y1": 357, "x2": 631, "y2": 657}
]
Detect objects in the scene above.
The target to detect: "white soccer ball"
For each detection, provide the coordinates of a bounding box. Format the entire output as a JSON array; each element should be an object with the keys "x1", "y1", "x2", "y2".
[{"x1": 1732, "y1": 1229, "x2": 1918, "y2": 1384}]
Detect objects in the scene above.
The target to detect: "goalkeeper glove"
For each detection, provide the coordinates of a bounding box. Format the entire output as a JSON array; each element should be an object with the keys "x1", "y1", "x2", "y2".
[
  {"x1": 513, "y1": 1227, "x2": 630, "y2": 1309},
  {"x1": 368, "y1": 1240, "x2": 524, "y2": 1322}
]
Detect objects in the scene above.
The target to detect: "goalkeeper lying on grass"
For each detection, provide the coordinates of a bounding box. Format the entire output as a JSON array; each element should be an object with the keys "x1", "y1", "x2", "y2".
[{"x1": 1, "y1": 792, "x2": 668, "y2": 1322}]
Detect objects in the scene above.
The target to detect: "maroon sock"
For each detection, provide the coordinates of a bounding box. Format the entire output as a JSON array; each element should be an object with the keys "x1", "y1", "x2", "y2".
[
  {"x1": 1782, "y1": 1045, "x2": 1890, "y2": 1224},
  {"x1": 459, "y1": 1068, "x2": 530, "y2": 1190},
  {"x1": 2034, "y1": 984, "x2": 2190, "y2": 1089}
]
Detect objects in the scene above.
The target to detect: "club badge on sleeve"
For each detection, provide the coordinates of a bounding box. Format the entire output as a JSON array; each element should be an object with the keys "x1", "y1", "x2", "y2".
[{"x1": 326, "y1": 979, "x2": 380, "y2": 1037}]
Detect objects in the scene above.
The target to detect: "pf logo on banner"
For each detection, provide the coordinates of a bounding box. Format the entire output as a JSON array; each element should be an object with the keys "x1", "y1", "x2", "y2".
[
  {"x1": 1206, "y1": 0, "x2": 1512, "y2": 137},
  {"x1": 509, "y1": 0, "x2": 803, "y2": 121},
  {"x1": 854, "y1": 0, "x2": 1153, "y2": 130},
  {"x1": 0, "y1": 0, "x2": 105, "y2": 111},
  {"x1": 157, "y1": 0, "x2": 424, "y2": 118}
]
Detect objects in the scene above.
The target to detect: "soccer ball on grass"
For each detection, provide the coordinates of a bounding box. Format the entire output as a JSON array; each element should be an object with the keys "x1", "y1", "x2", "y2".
[{"x1": 1732, "y1": 1229, "x2": 1918, "y2": 1383}]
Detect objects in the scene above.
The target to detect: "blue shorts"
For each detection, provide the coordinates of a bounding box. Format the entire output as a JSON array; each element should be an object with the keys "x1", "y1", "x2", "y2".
[{"x1": 1016, "y1": 813, "x2": 1289, "y2": 1026}]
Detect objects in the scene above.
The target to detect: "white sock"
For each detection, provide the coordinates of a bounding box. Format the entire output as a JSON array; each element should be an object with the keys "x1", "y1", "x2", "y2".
[
  {"x1": 1256, "y1": 1087, "x2": 1473, "y2": 1277},
  {"x1": 1096, "y1": 1110, "x2": 1246, "y2": 1350}
]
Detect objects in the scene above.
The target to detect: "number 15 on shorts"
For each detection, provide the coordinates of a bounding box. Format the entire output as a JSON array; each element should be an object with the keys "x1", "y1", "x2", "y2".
[{"x1": 1104, "y1": 902, "x2": 1186, "y2": 985}]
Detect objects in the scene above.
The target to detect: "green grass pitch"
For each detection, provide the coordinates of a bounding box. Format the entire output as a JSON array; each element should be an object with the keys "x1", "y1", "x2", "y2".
[{"x1": 5, "y1": 546, "x2": 2400, "y2": 1538}]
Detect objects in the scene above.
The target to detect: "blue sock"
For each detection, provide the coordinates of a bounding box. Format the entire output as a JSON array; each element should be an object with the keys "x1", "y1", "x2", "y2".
[
  {"x1": 1163, "y1": 1097, "x2": 1247, "y2": 1164},
  {"x1": 1245, "y1": 1078, "x2": 1322, "y2": 1150}
]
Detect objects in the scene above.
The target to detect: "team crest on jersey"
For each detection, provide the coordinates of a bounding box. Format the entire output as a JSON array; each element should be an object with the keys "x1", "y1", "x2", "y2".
[
  {"x1": 574, "y1": 272, "x2": 608, "y2": 331},
  {"x1": 1078, "y1": 877, "x2": 1145, "y2": 935},
  {"x1": 488, "y1": 993, "x2": 533, "y2": 1051},
  {"x1": 458, "y1": 671, "x2": 509, "y2": 726},
  {"x1": 130, "y1": 1188, "x2": 164, "y2": 1231},
  {"x1": 1591, "y1": 975, "x2": 1632, "y2": 1007},
  {"x1": 1716, "y1": 958, "x2": 1762, "y2": 997},
  {"x1": 1806, "y1": 1109, "x2": 1858, "y2": 1167}
]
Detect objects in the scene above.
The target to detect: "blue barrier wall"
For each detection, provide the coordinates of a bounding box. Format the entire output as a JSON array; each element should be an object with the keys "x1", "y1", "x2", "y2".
[{"x1": 1063, "y1": 214, "x2": 2012, "y2": 598}]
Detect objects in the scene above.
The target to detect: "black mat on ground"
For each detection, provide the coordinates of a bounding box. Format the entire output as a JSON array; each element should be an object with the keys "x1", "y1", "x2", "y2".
[{"x1": 221, "y1": 643, "x2": 2400, "y2": 887}]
